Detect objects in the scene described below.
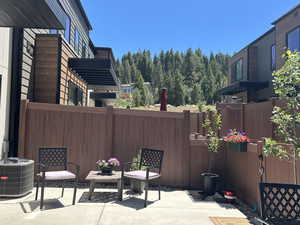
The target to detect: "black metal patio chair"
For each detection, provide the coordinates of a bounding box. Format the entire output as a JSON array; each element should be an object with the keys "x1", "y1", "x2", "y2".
[
  {"x1": 257, "y1": 182, "x2": 300, "y2": 225},
  {"x1": 35, "y1": 147, "x2": 80, "y2": 210},
  {"x1": 120, "y1": 148, "x2": 164, "y2": 207}
]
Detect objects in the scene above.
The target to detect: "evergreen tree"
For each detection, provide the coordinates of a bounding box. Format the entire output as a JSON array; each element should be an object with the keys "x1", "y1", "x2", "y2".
[
  {"x1": 116, "y1": 48, "x2": 230, "y2": 107},
  {"x1": 134, "y1": 69, "x2": 147, "y2": 105},
  {"x1": 191, "y1": 84, "x2": 203, "y2": 104},
  {"x1": 173, "y1": 70, "x2": 185, "y2": 106}
]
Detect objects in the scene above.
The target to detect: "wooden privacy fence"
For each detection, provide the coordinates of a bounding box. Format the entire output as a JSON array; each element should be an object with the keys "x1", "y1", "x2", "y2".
[{"x1": 18, "y1": 100, "x2": 192, "y2": 186}]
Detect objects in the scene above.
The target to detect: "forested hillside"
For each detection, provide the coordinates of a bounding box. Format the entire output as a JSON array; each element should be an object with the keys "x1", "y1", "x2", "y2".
[{"x1": 115, "y1": 48, "x2": 230, "y2": 106}]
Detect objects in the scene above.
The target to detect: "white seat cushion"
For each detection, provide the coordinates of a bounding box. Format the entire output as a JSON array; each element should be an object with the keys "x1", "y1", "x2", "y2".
[
  {"x1": 124, "y1": 170, "x2": 160, "y2": 180},
  {"x1": 37, "y1": 171, "x2": 76, "y2": 180}
]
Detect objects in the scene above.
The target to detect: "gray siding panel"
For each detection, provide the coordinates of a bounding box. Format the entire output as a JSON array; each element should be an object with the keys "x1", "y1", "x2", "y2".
[
  {"x1": 20, "y1": 0, "x2": 94, "y2": 101},
  {"x1": 251, "y1": 30, "x2": 276, "y2": 101},
  {"x1": 58, "y1": 0, "x2": 93, "y2": 58}
]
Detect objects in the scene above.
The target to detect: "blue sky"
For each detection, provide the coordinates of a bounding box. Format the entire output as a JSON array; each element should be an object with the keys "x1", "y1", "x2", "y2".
[{"x1": 81, "y1": 0, "x2": 299, "y2": 59}]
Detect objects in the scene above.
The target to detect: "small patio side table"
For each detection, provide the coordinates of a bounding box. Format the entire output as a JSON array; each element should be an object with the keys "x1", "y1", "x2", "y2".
[{"x1": 85, "y1": 171, "x2": 122, "y2": 200}]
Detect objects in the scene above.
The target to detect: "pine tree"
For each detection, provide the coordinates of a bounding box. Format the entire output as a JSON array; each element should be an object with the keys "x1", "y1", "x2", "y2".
[
  {"x1": 191, "y1": 84, "x2": 203, "y2": 104},
  {"x1": 116, "y1": 48, "x2": 230, "y2": 107},
  {"x1": 173, "y1": 70, "x2": 185, "y2": 106}
]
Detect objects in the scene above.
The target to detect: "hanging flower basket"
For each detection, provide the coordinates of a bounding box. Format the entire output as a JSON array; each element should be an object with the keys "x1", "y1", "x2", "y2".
[{"x1": 224, "y1": 129, "x2": 250, "y2": 152}]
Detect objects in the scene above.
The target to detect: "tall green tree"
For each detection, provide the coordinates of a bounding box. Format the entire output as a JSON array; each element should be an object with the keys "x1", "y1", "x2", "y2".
[
  {"x1": 173, "y1": 70, "x2": 185, "y2": 106},
  {"x1": 263, "y1": 51, "x2": 300, "y2": 184},
  {"x1": 115, "y1": 48, "x2": 230, "y2": 106}
]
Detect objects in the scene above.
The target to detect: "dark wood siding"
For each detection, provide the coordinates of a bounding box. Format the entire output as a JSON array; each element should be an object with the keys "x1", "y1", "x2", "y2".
[
  {"x1": 34, "y1": 35, "x2": 87, "y2": 105},
  {"x1": 34, "y1": 35, "x2": 59, "y2": 103},
  {"x1": 20, "y1": 1, "x2": 94, "y2": 102}
]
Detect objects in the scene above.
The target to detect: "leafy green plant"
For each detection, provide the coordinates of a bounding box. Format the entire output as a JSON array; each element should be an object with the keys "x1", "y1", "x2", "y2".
[
  {"x1": 202, "y1": 109, "x2": 222, "y2": 153},
  {"x1": 130, "y1": 150, "x2": 146, "y2": 171},
  {"x1": 263, "y1": 50, "x2": 300, "y2": 184}
]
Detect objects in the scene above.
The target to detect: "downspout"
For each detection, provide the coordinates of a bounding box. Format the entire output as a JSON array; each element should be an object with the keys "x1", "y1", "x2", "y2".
[{"x1": 8, "y1": 28, "x2": 23, "y2": 157}]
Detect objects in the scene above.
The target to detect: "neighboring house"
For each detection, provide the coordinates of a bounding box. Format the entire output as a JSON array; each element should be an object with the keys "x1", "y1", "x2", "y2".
[
  {"x1": 87, "y1": 47, "x2": 120, "y2": 107},
  {"x1": 119, "y1": 84, "x2": 134, "y2": 99},
  {"x1": 0, "y1": 0, "x2": 120, "y2": 157},
  {"x1": 220, "y1": 4, "x2": 300, "y2": 103},
  {"x1": 119, "y1": 82, "x2": 151, "y2": 99}
]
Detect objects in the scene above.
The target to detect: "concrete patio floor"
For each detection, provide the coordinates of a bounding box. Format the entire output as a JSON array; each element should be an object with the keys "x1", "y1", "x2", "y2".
[{"x1": 0, "y1": 187, "x2": 249, "y2": 225}]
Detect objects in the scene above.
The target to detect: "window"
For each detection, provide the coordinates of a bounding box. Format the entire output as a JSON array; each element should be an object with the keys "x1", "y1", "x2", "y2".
[
  {"x1": 64, "y1": 16, "x2": 71, "y2": 42},
  {"x1": 232, "y1": 59, "x2": 243, "y2": 82},
  {"x1": 49, "y1": 29, "x2": 57, "y2": 34},
  {"x1": 287, "y1": 27, "x2": 300, "y2": 51},
  {"x1": 74, "y1": 28, "x2": 79, "y2": 52},
  {"x1": 68, "y1": 81, "x2": 84, "y2": 106},
  {"x1": 271, "y1": 44, "x2": 276, "y2": 71},
  {"x1": 82, "y1": 42, "x2": 86, "y2": 58},
  {"x1": 77, "y1": 34, "x2": 81, "y2": 54}
]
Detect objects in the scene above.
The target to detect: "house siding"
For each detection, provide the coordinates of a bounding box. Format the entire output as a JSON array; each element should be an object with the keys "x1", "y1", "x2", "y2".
[
  {"x1": 226, "y1": 27, "x2": 276, "y2": 102},
  {"x1": 59, "y1": 0, "x2": 94, "y2": 58},
  {"x1": 34, "y1": 35, "x2": 87, "y2": 105},
  {"x1": 250, "y1": 30, "x2": 275, "y2": 101},
  {"x1": 60, "y1": 37, "x2": 87, "y2": 105},
  {"x1": 229, "y1": 48, "x2": 248, "y2": 84},
  {"x1": 275, "y1": 7, "x2": 300, "y2": 68},
  {"x1": 21, "y1": 28, "x2": 48, "y2": 100},
  {"x1": 19, "y1": 0, "x2": 94, "y2": 103},
  {"x1": 34, "y1": 35, "x2": 59, "y2": 104}
]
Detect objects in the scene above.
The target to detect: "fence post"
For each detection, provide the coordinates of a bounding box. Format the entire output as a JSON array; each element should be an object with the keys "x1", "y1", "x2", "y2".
[
  {"x1": 256, "y1": 140, "x2": 265, "y2": 213},
  {"x1": 106, "y1": 106, "x2": 114, "y2": 159},
  {"x1": 202, "y1": 112, "x2": 206, "y2": 136},
  {"x1": 241, "y1": 104, "x2": 245, "y2": 131},
  {"x1": 197, "y1": 112, "x2": 200, "y2": 134},
  {"x1": 183, "y1": 110, "x2": 191, "y2": 187},
  {"x1": 271, "y1": 99, "x2": 276, "y2": 139},
  {"x1": 18, "y1": 100, "x2": 29, "y2": 158}
]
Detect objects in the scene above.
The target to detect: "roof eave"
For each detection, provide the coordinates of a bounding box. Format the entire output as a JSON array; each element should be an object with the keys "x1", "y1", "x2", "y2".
[
  {"x1": 75, "y1": 0, "x2": 93, "y2": 30},
  {"x1": 272, "y1": 3, "x2": 300, "y2": 25}
]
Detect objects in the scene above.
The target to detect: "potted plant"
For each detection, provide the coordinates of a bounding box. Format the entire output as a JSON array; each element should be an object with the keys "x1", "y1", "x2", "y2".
[
  {"x1": 96, "y1": 158, "x2": 120, "y2": 175},
  {"x1": 201, "y1": 109, "x2": 222, "y2": 196},
  {"x1": 263, "y1": 50, "x2": 300, "y2": 184},
  {"x1": 224, "y1": 129, "x2": 250, "y2": 152},
  {"x1": 130, "y1": 151, "x2": 146, "y2": 194}
]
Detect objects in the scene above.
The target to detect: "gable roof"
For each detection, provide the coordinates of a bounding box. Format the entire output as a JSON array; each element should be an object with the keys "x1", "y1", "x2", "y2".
[
  {"x1": 272, "y1": 3, "x2": 300, "y2": 25},
  {"x1": 231, "y1": 27, "x2": 275, "y2": 59},
  {"x1": 74, "y1": 0, "x2": 92, "y2": 30}
]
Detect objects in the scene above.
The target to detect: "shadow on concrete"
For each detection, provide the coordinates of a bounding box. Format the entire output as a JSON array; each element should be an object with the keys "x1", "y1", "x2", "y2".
[
  {"x1": 116, "y1": 197, "x2": 155, "y2": 210},
  {"x1": 19, "y1": 199, "x2": 64, "y2": 213},
  {"x1": 187, "y1": 190, "x2": 236, "y2": 210},
  {"x1": 78, "y1": 191, "x2": 119, "y2": 203}
]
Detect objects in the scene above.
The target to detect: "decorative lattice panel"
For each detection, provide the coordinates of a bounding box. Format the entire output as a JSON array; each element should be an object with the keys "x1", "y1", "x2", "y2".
[
  {"x1": 260, "y1": 183, "x2": 300, "y2": 224},
  {"x1": 39, "y1": 147, "x2": 67, "y2": 169},
  {"x1": 140, "y1": 148, "x2": 164, "y2": 170}
]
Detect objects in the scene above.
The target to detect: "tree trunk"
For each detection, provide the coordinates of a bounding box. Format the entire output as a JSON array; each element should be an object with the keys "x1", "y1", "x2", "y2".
[{"x1": 208, "y1": 152, "x2": 215, "y2": 172}]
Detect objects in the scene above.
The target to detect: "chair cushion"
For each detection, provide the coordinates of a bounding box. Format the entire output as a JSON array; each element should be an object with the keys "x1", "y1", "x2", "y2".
[
  {"x1": 124, "y1": 170, "x2": 160, "y2": 180},
  {"x1": 37, "y1": 171, "x2": 76, "y2": 180}
]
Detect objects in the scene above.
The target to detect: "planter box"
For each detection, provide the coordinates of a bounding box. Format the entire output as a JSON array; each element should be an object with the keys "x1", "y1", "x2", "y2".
[{"x1": 228, "y1": 142, "x2": 247, "y2": 152}]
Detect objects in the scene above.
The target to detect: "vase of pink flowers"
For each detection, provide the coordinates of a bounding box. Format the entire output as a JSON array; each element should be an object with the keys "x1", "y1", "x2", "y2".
[
  {"x1": 224, "y1": 129, "x2": 250, "y2": 152},
  {"x1": 96, "y1": 158, "x2": 120, "y2": 175}
]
